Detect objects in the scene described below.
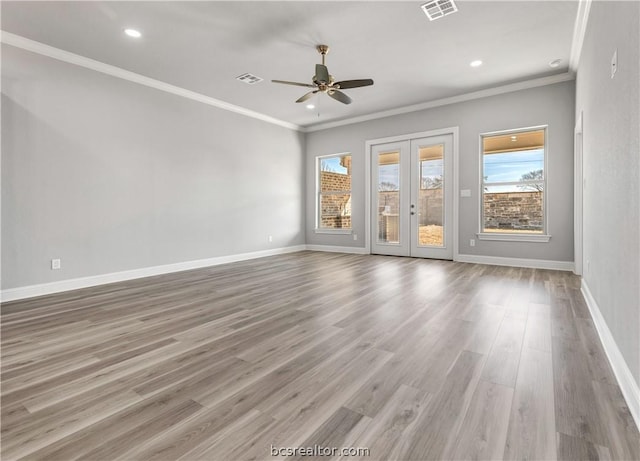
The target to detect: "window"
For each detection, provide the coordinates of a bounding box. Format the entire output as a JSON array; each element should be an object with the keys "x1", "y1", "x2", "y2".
[
  {"x1": 317, "y1": 153, "x2": 352, "y2": 231},
  {"x1": 479, "y1": 127, "x2": 549, "y2": 242}
]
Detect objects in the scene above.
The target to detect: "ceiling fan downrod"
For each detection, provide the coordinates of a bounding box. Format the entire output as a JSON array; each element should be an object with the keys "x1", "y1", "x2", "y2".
[{"x1": 317, "y1": 44, "x2": 329, "y2": 66}]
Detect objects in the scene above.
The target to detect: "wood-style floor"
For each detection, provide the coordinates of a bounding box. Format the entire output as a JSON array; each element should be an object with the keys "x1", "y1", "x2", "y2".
[{"x1": 1, "y1": 252, "x2": 638, "y2": 460}]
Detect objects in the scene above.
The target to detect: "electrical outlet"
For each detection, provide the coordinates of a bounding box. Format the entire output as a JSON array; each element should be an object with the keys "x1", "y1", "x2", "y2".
[
  {"x1": 268, "y1": 235, "x2": 273, "y2": 243},
  {"x1": 353, "y1": 233, "x2": 358, "y2": 241},
  {"x1": 51, "y1": 258, "x2": 61, "y2": 270},
  {"x1": 470, "y1": 239, "x2": 475, "y2": 247}
]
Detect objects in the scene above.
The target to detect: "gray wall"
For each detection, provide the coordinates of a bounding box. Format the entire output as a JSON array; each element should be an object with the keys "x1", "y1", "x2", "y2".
[
  {"x1": 575, "y1": 1, "x2": 639, "y2": 386},
  {"x1": 1, "y1": 45, "x2": 305, "y2": 290},
  {"x1": 306, "y1": 81, "x2": 575, "y2": 262}
]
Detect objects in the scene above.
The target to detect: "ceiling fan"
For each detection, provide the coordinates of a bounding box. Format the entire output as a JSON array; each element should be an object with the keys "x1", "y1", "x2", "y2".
[{"x1": 272, "y1": 45, "x2": 374, "y2": 105}]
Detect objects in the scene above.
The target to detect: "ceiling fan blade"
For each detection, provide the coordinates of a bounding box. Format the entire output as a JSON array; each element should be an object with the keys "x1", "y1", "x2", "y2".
[
  {"x1": 296, "y1": 90, "x2": 318, "y2": 103},
  {"x1": 328, "y1": 89, "x2": 352, "y2": 105},
  {"x1": 315, "y1": 64, "x2": 330, "y2": 84},
  {"x1": 334, "y1": 79, "x2": 374, "y2": 89},
  {"x1": 272, "y1": 80, "x2": 316, "y2": 88}
]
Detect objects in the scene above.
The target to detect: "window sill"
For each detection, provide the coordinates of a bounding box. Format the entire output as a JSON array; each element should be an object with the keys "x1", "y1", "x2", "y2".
[
  {"x1": 477, "y1": 233, "x2": 551, "y2": 243},
  {"x1": 315, "y1": 228, "x2": 352, "y2": 235}
]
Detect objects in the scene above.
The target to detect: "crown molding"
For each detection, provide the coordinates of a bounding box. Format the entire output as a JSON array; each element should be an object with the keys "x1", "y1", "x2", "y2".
[
  {"x1": 569, "y1": 0, "x2": 592, "y2": 72},
  {"x1": 0, "y1": 31, "x2": 302, "y2": 132},
  {"x1": 302, "y1": 72, "x2": 575, "y2": 132},
  {"x1": 2, "y1": 29, "x2": 579, "y2": 135}
]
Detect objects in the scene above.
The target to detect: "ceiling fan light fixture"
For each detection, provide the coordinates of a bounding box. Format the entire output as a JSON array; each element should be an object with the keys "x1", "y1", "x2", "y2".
[{"x1": 421, "y1": 0, "x2": 458, "y2": 21}]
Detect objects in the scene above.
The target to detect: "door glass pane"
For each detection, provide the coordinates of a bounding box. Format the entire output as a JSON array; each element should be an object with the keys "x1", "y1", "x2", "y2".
[
  {"x1": 377, "y1": 151, "x2": 400, "y2": 244},
  {"x1": 418, "y1": 144, "x2": 444, "y2": 247}
]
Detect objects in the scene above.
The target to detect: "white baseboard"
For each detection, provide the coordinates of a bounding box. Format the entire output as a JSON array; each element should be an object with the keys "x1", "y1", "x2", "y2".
[
  {"x1": 581, "y1": 280, "x2": 640, "y2": 433},
  {"x1": 0, "y1": 245, "x2": 307, "y2": 303},
  {"x1": 456, "y1": 254, "x2": 574, "y2": 271},
  {"x1": 0, "y1": 247, "x2": 574, "y2": 302},
  {"x1": 305, "y1": 245, "x2": 369, "y2": 255}
]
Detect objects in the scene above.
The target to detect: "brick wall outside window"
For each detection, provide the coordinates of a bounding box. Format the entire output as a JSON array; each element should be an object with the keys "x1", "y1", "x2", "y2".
[{"x1": 320, "y1": 171, "x2": 351, "y2": 229}]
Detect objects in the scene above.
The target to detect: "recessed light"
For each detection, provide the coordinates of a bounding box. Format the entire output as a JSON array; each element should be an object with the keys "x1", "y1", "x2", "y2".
[
  {"x1": 470, "y1": 60, "x2": 483, "y2": 67},
  {"x1": 549, "y1": 59, "x2": 562, "y2": 68},
  {"x1": 124, "y1": 28, "x2": 142, "y2": 38},
  {"x1": 306, "y1": 104, "x2": 315, "y2": 109}
]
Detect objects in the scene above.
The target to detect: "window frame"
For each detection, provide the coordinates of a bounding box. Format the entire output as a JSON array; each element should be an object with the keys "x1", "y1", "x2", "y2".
[
  {"x1": 315, "y1": 152, "x2": 353, "y2": 234},
  {"x1": 477, "y1": 126, "x2": 551, "y2": 243}
]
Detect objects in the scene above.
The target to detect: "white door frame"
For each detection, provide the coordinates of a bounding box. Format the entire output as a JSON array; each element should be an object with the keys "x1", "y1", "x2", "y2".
[
  {"x1": 365, "y1": 127, "x2": 459, "y2": 259},
  {"x1": 574, "y1": 112, "x2": 584, "y2": 275}
]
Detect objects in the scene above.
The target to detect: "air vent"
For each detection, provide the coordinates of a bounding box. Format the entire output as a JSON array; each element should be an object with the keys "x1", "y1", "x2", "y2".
[
  {"x1": 236, "y1": 73, "x2": 263, "y2": 85},
  {"x1": 421, "y1": 0, "x2": 458, "y2": 21}
]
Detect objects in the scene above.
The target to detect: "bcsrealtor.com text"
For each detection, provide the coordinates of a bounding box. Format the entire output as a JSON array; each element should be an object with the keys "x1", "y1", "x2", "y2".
[{"x1": 270, "y1": 444, "x2": 370, "y2": 457}]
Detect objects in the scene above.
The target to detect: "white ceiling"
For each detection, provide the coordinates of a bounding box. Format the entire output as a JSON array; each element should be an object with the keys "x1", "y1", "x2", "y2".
[{"x1": 1, "y1": 1, "x2": 579, "y2": 128}]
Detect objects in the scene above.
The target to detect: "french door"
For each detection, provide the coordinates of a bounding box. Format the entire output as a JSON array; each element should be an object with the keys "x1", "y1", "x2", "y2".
[{"x1": 370, "y1": 134, "x2": 453, "y2": 259}]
